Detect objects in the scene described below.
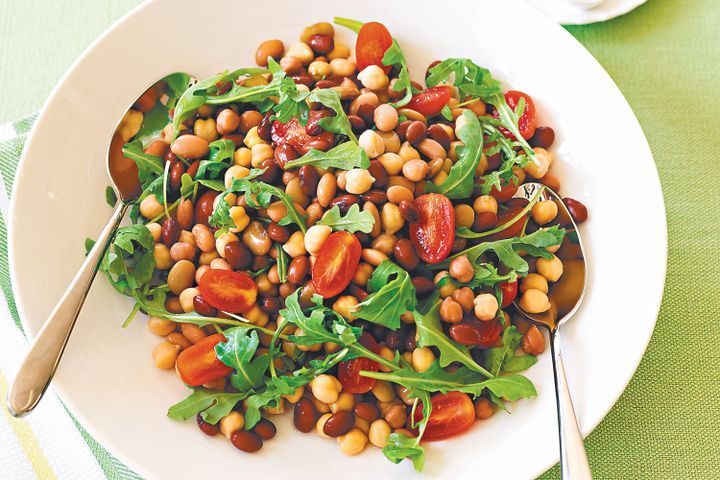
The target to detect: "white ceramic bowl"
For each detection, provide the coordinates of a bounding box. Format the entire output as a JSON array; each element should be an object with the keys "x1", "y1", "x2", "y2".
[
  {"x1": 8, "y1": 0, "x2": 666, "y2": 478},
  {"x1": 528, "y1": 0, "x2": 648, "y2": 25}
]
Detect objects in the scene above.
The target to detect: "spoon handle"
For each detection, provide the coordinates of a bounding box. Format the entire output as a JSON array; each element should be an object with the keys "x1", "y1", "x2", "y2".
[
  {"x1": 551, "y1": 329, "x2": 592, "y2": 479},
  {"x1": 6, "y1": 202, "x2": 129, "y2": 417}
]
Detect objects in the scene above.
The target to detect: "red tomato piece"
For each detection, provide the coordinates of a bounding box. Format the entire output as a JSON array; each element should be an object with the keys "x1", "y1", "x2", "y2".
[
  {"x1": 198, "y1": 270, "x2": 258, "y2": 313},
  {"x1": 271, "y1": 118, "x2": 311, "y2": 151},
  {"x1": 475, "y1": 319, "x2": 502, "y2": 348},
  {"x1": 499, "y1": 280, "x2": 518, "y2": 308},
  {"x1": 406, "y1": 86, "x2": 453, "y2": 116},
  {"x1": 176, "y1": 334, "x2": 233, "y2": 386},
  {"x1": 409, "y1": 194, "x2": 455, "y2": 264},
  {"x1": 414, "y1": 391, "x2": 476, "y2": 441},
  {"x1": 493, "y1": 90, "x2": 537, "y2": 140},
  {"x1": 489, "y1": 179, "x2": 519, "y2": 203},
  {"x1": 338, "y1": 333, "x2": 380, "y2": 394},
  {"x1": 312, "y1": 231, "x2": 362, "y2": 298},
  {"x1": 487, "y1": 204, "x2": 526, "y2": 241},
  {"x1": 356, "y1": 21, "x2": 393, "y2": 73}
]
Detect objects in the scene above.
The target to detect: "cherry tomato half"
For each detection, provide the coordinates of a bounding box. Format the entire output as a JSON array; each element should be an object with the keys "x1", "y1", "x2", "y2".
[
  {"x1": 405, "y1": 86, "x2": 453, "y2": 116},
  {"x1": 414, "y1": 391, "x2": 476, "y2": 441},
  {"x1": 338, "y1": 333, "x2": 380, "y2": 394},
  {"x1": 499, "y1": 280, "x2": 518, "y2": 308},
  {"x1": 271, "y1": 114, "x2": 334, "y2": 154},
  {"x1": 312, "y1": 231, "x2": 362, "y2": 298},
  {"x1": 356, "y1": 21, "x2": 393, "y2": 73},
  {"x1": 198, "y1": 270, "x2": 258, "y2": 313},
  {"x1": 493, "y1": 90, "x2": 537, "y2": 140},
  {"x1": 409, "y1": 194, "x2": 455, "y2": 264},
  {"x1": 176, "y1": 334, "x2": 233, "y2": 386},
  {"x1": 487, "y1": 203, "x2": 526, "y2": 241}
]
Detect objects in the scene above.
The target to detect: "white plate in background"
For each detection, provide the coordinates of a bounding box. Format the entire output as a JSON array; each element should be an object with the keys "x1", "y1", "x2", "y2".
[
  {"x1": 8, "y1": 0, "x2": 665, "y2": 478},
  {"x1": 528, "y1": 0, "x2": 649, "y2": 24}
]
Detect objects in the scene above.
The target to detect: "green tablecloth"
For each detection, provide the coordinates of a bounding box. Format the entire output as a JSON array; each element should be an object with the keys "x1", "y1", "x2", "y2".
[{"x1": 0, "y1": 0, "x2": 717, "y2": 478}]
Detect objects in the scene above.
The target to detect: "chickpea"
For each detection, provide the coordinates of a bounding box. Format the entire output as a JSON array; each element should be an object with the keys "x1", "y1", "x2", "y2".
[
  {"x1": 228, "y1": 206, "x2": 250, "y2": 232},
  {"x1": 243, "y1": 126, "x2": 266, "y2": 149},
  {"x1": 536, "y1": 255, "x2": 564, "y2": 282},
  {"x1": 473, "y1": 195, "x2": 498, "y2": 215},
  {"x1": 255, "y1": 39, "x2": 284, "y2": 66},
  {"x1": 285, "y1": 42, "x2": 314, "y2": 65},
  {"x1": 139, "y1": 194, "x2": 163, "y2": 219},
  {"x1": 398, "y1": 141, "x2": 420, "y2": 162},
  {"x1": 327, "y1": 42, "x2": 350, "y2": 60},
  {"x1": 381, "y1": 203, "x2": 404, "y2": 235},
  {"x1": 295, "y1": 328, "x2": 323, "y2": 352},
  {"x1": 310, "y1": 374, "x2": 343, "y2": 404},
  {"x1": 434, "y1": 271, "x2": 457, "y2": 298},
  {"x1": 401, "y1": 159, "x2": 429, "y2": 182},
  {"x1": 439, "y1": 297, "x2": 463, "y2": 323},
  {"x1": 525, "y1": 147, "x2": 552, "y2": 178},
  {"x1": 282, "y1": 231, "x2": 306, "y2": 258},
  {"x1": 304, "y1": 225, "x2": 332, "y2": 255},
  {"x1": 337, "y1": 428, "x2": 367, "y2": 456},
  {"x1": 386, "y1": 185, "x2": 413, "y2": 205},
  {"x1": 371, "y1": 233, "x2": 396, "y2": 255},
  {"x1": 245, "y1": 304, "x2": 269, "y2": 327},
  {"x1": 193, "y1": 118, "x2": 218, "y2": 142},
  {"x1": 251, "y1": 143, "x2": 274, "y2": 168},
  {"x1": 216, "y1": 108, "x2": 241, "y2": 135},
  {"x1": 522, "y1": 325, "x2": 546, "y2": 355},
  {"x1": 330, "y1": 58, "x2": 356, "y2": 77},
  {"x1": 308, "y1": 60, "x2": 332, "y2": 80},
  {"x1": 521, "y1": 273, "x2": 549, "y2": 293},
  {"x1": 344, "y1": 169, "x2": 376, "y2": 194},
  {"x1": 452, "y1": 287, "x2": 475, "y2": 313},
  {"x1": 359, "y1": 130, "x2": 385, "y2": 158},
  {"x1": 153, "y1": 244, "x2": 172, "y2": 270},
  {"x1": 147, "y1": 222, "x2": 161, "y2": 242},
  {"x1": 243, "y1": 221, "x2": 272, "y2": 256},
  {"x1": 179, "y1": 287, "x2": 200, "y2": 313},
  {"x1": 473, "y1": 293, "x2": 499, "y2": 321},
  {"x1": 474, "y1": 397, "x2": 495, "y2": 420},
  {"x1": 152, "y1": 341, "x2": 179, "y2": 369},
  {"x1": 371, "y1": 104, "x2": 398, "y2": 132},
  {"x1": 147, "y1": 316, "x2": 175, "y2": 336},
  {"x1": 371, "y1": 380, "x2": 395, "y2": 402},
  {"x1": 316, "y1": 413, "x2": 333, "y2": 438},
  {"x1": 219, "y1": 411, "x2": 245, "y2": 439},
  {"x1": 519, "y1": 288, "x2": 551, "y2": 314},
  {"x1": 532, "y1": 200, "x2": 559, "y2": 225},
  {"x1": 224, "y1": 165, "x2": 250, "y2": 188},
  {"x1": 412, "y1": 347, "x2": 435, "y2": 373},
  {"x1": 233, "y1": 147, "x2": 252, "y2": 167},
  {"x1": 377, "y1": 153, "x2": 404, "y2": 176},
  {"x1": 118, "y1": 110, "x2": 143, "y2": 142},
  {"x1": 282, "y1": 386, "x2": 305, "y2": 404},
  {"x1": 332, "y1": 295, "x2": 359, "y2": 321},
  {"x1": 449, "y1": 255, "x2": 474, "y2": 283},
  {"x1": 377, "y1": 131, "x2": 401, "y2": 153},
  {"x1": 330, "y1": 392, "x2": 356, "y2": 413},
  {"x1": 454, "y1": 204, "x2": 475, "y2": 228},
  {"x1": 353, "y1": 262, "x2": 373, "y2": 286},
  {"x1": 357, "y1": 65, "x2": 389, "y2": 91}
]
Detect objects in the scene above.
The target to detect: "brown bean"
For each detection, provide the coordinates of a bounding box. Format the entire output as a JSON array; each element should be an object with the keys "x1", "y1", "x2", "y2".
[
  {"x1": 353, "y1": 402, "x2": 379, "y2": 422},
  {"x1": 259, "y1": 158, "x2": 278, "y2": 183},
  {"x1": 161, "y1": 217, "x2": 180, "y2": 246},
  {"x1": 186, "y1": 159, "x2": 200, "y2": 179},
  {"x1": 448, "y1": 321, "x2": 486, "y2": 346},
  {"x1": 287, "y1": 256, "x2": 310, "y2": 284},
  {"x1": 348, "y1": 114, "x2": 365, "y2": 131},
  {"x1": 256, "y1": 39, "x2": 284, "y2": 66},
  {"x1": 217, "y1": 108, "x2": 241, "y2": 135},
  {"x1": 170, "y1": 242, "x2": 195, "y2": 262},
  {"x1": 167, "y1": 332, "x2": 191, "y2": 349},
  {"x1": 427, "y1": 157, "x2": 444, "y2": 177},
  {"x1": 304, "y1": 137, "x2": 332, "y2": 152},
  {"x1": 193, "y1": 295, "x2": 217, "y2": 317},
  {"x1": 368, "y1": 160, "x2": 388, "y2": 188},
  {"x1": 169, "y1": 160, "x2": 185, "y2": 191},
  {"x1": 307, "y1": 34, "x2": 334, "y2": 54},
  {"x1": 261, "y1": 296, "x2": 281, "y2": 314},
  {"x1": 252, "y1": 418, "x2": 277, "y2": 440},
  {"x1": 387, "y1": 185, "x2": 413, "y2": 205},
  {"x1": 171, "y1": 134, "x2": 209, "y2": 159},
  {"x1": 305, "y1": 110, "x2": 332, "y2": 136},
  {"x1": 412, "y1": 276, "x2": 434, "y2": 295},
  {"x1": 316, "y1": 78, "x2": 340, "y2": 89},
  {"x1": 167, "y1": 260, "x2": 195, "y2": 295},
  {"x1": 294, "y1": 398, "x2": 317, "y2": 433},
  {"x1": 405, "y1": 121, "x2": 427, "y2": 145},
  {"x1": 299, "y1": 165, "x2": 319, "y2": 195},
  {"x1": 267, "y1": 222, "x2": 290, "y2": 243},
  {"x1": 328, "y1": 194, "x2": 359, "y2": 214},
  {"x1": 231, "y1": 430, "x2": 263, "y2": 452},
  {"x1": 196, "y1": 414, "x2": 219, "y2": 436},
  {"x1": 224, "y1": 241, "x2": 253, "y2": 269},
  {"x1": 176, "y1": 198, "x2": 193, "y2": 230},
  {"x1": 427, "y1": 124, "x2": 451, "y2": 150},
  {"x1": 393, "y1": 238, "x2": 419, "y2": 270},
  {"x1": 280, "y1": 56, "x2": 302, "y2": 74},
  {"x1": 399, "y1": 200, "x2": 419, "y2": 223},
  {"x1": 563, "y1": 198, "x2": 588, "y2": 224},
  {"x1": 279, "y1": 282, "x2": 295, "y2": 298},
  {"x1": 473, "y1": 211, "x2": 498, "y2": 231},
  {"x1": 291, "y1": 73, "x2": 315, "y2": 89},
  {"x1": 529, "y1": 126, "x2": 555, "y2": 149},
  {"x1": 194, "y1": 190, "x2": 218, "y2": 226},
  {"x1": 257, "y1": 112, "x2": 273, "y2": 140},
  {"x1": 395, "y1": 120, "x2": 411, "y2": 141},
  {"x1": 439, "y1": 297, "x2": 463, "y2": 323},
  {"x1": 274, "y1": 143, "x2": 298, "y2": 169},
  {"x1": 243, "y1": 221, "x2": 272, "y2": 256},
  {"x1": 357, "y1": 103, "x2": 377, "y2": 124},
  {"x1": 360, "y1": 190, "x2": 387, "y2": 205},
  {"x1": 323, "y1": 411, "x2": 355, "y2": 438}
]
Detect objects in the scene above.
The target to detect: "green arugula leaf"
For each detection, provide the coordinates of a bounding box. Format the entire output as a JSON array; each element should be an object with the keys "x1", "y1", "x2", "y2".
[
  {"x1": 424, "y1": 110, "x2": 483, "y2": 199},
  {"x1": 440, "y1": 104, "x2": 453, "y2": 121},
  {"x1": 99, "y1": 225, "x2": 155, "y2": 296},
  {"x1": 196, "y1": 139, "x2": 235, "y2": 179},
  {"x1": 281, "y1": 290, "x2": 362, "y2": 347},
  {"x1": 284, "y1": 141, "x2": 370, "y2": 171},
  {"x1": 133, "y1": 102, "x2": 169, "y2": 146},
  {"x1": 382, "y1": 432, "x2": 425, "y2": 471},
  {"x1": 355, "y1": 260, "x2": 416, "y2": 330},
  {"x1": 167, "y1": 388, "x2": 250, "y2": 424},
  {"x1": 273, "y1": 65, "x2": 311, "y2": 123},
  {"x1": 275, "y1": 242, "x2": 288, "y2": 283},
  {"x1": 316, "y1": 204, "x2": 375, "y2": 233},
  {"x1": 308, "y1": 89, "x2": 357, "y2": 142},
  {"x1": 382, "y1": 40, "x2": 414, "y2": 108},
  {"x1": 215, "y1": 328, "x2": 270, "y2": 392},
  {"x1": 105, "y1": 186, "x2": 117, "y2": 207},
  {"x1": 84, "y1": 237, "x2": 95, "y2": 256},
  {"x1": 436, "y1": 262, "x2": 517, "y2": 290},
  {"x1": 413, "y1": 301, "x2": 492, "y2": 377},
  {"x1": 163, "y1": 72, "x2": 192, "y2": 99},
  {"x1": 121, "y1": 140, "x2": 163, "y2": 184},
  {"x1": 484, "y1": 326, "x2": 537, "y2": 375},
  {"x1": 204, "y1": 59, "x2": 286, "y2": 107}
]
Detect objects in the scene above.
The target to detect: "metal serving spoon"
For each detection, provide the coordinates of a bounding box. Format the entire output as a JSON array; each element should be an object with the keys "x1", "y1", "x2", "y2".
[
  {"x1": 6, "y1": 78, "x2": 178, "y2": 417},
  {"x1": 512, "y1": 182, "x2": 592, "y2": 479}
]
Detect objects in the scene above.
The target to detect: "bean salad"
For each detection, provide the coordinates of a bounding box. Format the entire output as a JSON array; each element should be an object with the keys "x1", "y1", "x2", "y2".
[{"x1": 100, "y1": 16, "x2": 588, "y2": 470}]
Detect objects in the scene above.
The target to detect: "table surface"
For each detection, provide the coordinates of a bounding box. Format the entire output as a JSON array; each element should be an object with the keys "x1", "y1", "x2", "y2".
[{"x1": 1, "y1": 0, "x2": 718, "y2": 478}]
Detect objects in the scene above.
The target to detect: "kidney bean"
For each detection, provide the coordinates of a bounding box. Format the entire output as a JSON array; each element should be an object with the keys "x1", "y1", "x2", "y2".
[
  {"x1": 368, "y1": 160, "x2": 388, "y2": 188},
  {"x1": 563, "y1": 198, "x2": 588, "y2": 224},
  {"x1": 396, "y1": 120, "x2": 412, "y2": 141},
  {"x1": 294, "y1": 398, "x2": 317, "y2": 433},
  {"x1": 305, "y1": 110, "x2": 332, "y2": 136},
  {"x1": 287, "y1": 256, "x2": 309, "y2": 284},
  {"x1": 231, "y1": 430, "x2": 263, "y2": 453},
  {"x1": 449, "y1": 319, "x2": 501, "y2": 347},
  {"x1": 385, "y1": 330, "x2": 404, "y2": 350},
  {"x1": 360, "y1": 190, "x2": 387, "y2": 205},
  {"x1": 412, "y1": 276, "x2": 435, "y2": 296},
  {"x1": 405, "y1": 121, "x2": 427, "y2": 145},
  {"x1": 267, "y1": 222, "x2": 290, "y2": 243},
  {"x1": 307, "y1": 34, "x2": 334, "y2": 54},
  {"x1": 399, "y1": 200, "x2": 419, "y2": 223},
  {"x1": 257, "y1": 158, "x2": 278, "y2": 183},
  {"x1": 161, "y1": 217, "x2": 180, "y2": 246},
  {"x1": 252, "y1": 418, "x2": 277, "y2": 440},
  {"x1": 255, "y1": 39, "x2": 284, "y2": 66},
  {"x1": 261, "y1": 296, "x2": 281, "y2": 314},
  {"x1": 291, "y1": 74, "x2": 315, "y2": 89},
  {"x1": 393, "y1": 238, "x2": 419, "y2": 271},
  {"x1": 279, "y1": 282, "x2": 295, "y2": 298},
  {"x1": 253, "y1": 255, "x2": 270, "y2": 272},
  {"x1": 529, "y1": 126, "x2": 555, "y2": 149},
  {"x1": 185, "y1": 160, "x2": 200, "y2": 179},
  {"x1": 224, "y1": 241, "x2": 253, "y2": 270},
  {"x1": 473, "y1": 211, "x2": 498, "y2": 231},
  {"x1": 354, "y1": 402, "x2": 380, "y2": 422},
  {"x1": 357, "y1": 103, "x2": 377, "y2": 124},
  {"x1": 486, "y1": 153, "x2": 502, "y2": 170},
  {"x1": 313, "y1": 79, "x2": 335, "y2": 89},
  {"x1": 404, "y1": 328, "x2": 417, "y2": 351},
  {"x1": 348, "y1": 114, "x2": 366, "y2": 131},
  {"x1": 194, "y1": 190, "x2": 218, "y2": 226},
  {"x1": 196, "y1": 414, "x2": 219, "y2": 436},
  {"x1": 427, "y1": 124, "x2": 451, "y2": 150},
  {"x1": 193, "y1": 295, "x2": 217, "y2": 317},
  {"x1": 168, "y1": 160, "x2": 185, "y2": 191},
  {"x1": 303, "y1": 137, "x2": 332, "y2": 153},
  {"x1": 328, "y1": 194, "x2": 359, "y2": 214},
  {"x1": 274, "y1": 143, "x2": 298, "y2": 170},
  {"x1": 257, "y1": 112, "x2": 273, "y2": 141},
  {"x1": 298, "y1": 165, "x2": 319, "y2": 195},
  {"x1": 323, "y1": 411, "x2": 355, "y2": 437}
]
